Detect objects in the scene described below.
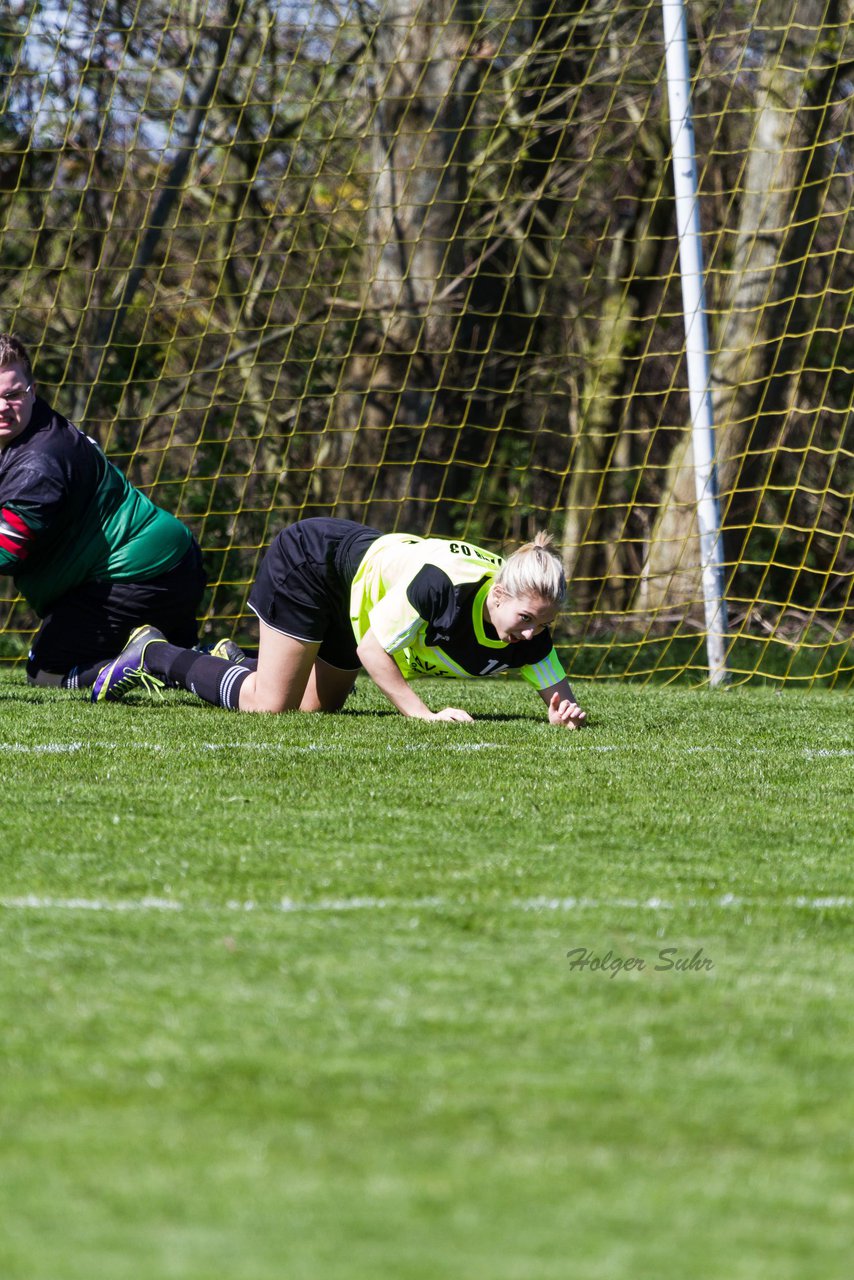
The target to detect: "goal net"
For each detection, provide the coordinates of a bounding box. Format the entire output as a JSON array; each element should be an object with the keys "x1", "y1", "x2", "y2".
[{"x1": 1, "y1": 0, "x2": 852, "y2": 685}]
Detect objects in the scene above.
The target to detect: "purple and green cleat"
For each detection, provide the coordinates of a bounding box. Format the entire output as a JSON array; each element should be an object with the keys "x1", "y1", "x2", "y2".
[
  {"x1": 208, "y1": 637, "x2": 247, "y2": 664},
  {"x1": 91, "y1": 624, "x2": 168, "y2": 702}
]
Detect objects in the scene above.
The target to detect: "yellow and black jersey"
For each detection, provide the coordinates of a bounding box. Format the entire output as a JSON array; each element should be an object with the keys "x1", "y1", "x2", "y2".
[{"x1": 349, "y1": 533, "x2": 566, "y2": 689}]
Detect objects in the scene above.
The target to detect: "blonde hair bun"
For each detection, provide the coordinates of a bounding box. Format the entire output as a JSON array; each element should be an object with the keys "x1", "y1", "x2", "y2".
[{"x1": 495, "y1": 530, "x2": 566, "y2": 605}]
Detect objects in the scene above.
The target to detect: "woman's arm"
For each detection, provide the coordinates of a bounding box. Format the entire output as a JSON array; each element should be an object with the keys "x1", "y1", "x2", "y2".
[
  {"x1": 356, "y1": 628, "x2": 474, "y2": 722},
  {"x1": 537, "y1": 678, "x2": 586, "y2": 729}
]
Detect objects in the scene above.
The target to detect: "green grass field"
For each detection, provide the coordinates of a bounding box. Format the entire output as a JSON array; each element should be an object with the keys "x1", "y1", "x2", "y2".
[{"x1": 1, "y1": 673, "x2": 852, "y2": 1279}]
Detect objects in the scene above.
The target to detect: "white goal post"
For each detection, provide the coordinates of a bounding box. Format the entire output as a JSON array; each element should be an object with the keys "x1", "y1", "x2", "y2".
[{"x1": 661, "y1": 0, "x2": 729, "y2": 686}]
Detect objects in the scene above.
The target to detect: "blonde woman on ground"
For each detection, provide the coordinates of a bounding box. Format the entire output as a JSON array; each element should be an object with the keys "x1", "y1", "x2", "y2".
[{"x1": 92, "y1": 519, "x2": 586, "y2": 729}]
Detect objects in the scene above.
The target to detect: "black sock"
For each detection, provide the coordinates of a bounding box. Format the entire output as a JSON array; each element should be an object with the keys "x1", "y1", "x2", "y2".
[
  {"x1": 62, "y1": 661, "x2": 113, "y2": 689},
  {"x1": 146, "y1": 643, "x2": 256, "y2": 710}
]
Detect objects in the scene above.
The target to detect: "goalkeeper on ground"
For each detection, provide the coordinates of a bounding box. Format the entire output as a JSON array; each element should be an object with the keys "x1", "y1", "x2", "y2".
[
  {"x1": 91, "y1": 518, "x2": 586, "y2": 729},
  {"x1": 0, "y1": 334, "x2": 206, "y2": 688}
]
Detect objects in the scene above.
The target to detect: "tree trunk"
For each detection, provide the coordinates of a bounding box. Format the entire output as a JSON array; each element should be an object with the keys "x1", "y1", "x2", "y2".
[
  {"x1": 639, "y1": 0, "x2": 841, "y2": 612},
  {"x1": 321, "y1": 0, "x2": 483, "y2": 527},
  {"x1": 563, "y1": 120, "x2": 670, "y2": 610}
]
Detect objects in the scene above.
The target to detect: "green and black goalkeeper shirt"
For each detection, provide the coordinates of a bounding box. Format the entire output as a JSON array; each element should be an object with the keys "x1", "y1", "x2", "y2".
[{"x1": 0, "y1": 398, "x2": 192, "y2": 616}]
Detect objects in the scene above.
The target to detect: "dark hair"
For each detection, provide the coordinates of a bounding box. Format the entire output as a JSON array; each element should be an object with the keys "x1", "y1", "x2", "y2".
[{"x1": 0, "y1": 334, "x2": 33, "y2": 384}]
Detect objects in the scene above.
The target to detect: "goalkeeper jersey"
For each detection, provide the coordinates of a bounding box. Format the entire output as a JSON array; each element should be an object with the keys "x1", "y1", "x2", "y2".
[
  {"x1": 349, "y1": 533, "x2": 566, "y2": 690},
  {"x1": 0, "y1": 398, "x2": 193, "y2": 616}
]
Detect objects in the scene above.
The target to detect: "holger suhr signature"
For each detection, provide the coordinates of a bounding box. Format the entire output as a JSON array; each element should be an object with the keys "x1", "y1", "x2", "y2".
[{"x1": 566, "y1": 946, "x2": 714, "y2": 977}]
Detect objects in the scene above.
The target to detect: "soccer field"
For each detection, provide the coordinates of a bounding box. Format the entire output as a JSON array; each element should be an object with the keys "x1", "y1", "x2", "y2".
[{"x1": 1, "y1": 675, "x2": 852, "y2": 1280}]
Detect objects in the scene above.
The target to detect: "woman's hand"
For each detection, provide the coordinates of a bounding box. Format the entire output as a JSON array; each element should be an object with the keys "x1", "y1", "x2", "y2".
[
  {"x1": 547, "y1": 691, "x2": 586, "y2": 729},
  {"x1": 426, "y1": 706, "x2": 475, "y2": 723}
]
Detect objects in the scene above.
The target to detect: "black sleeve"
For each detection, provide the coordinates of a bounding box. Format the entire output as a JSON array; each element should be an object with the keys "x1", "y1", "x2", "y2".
[
  {"x1": 405, "y1": 565, "x2": 461, "y2": 630},
  {"x1": 0, "y1": 458, "x2": 70, "y2": 573},
  {"x1": 0, "y1": 458, "x2": 69, "y2": 533}
]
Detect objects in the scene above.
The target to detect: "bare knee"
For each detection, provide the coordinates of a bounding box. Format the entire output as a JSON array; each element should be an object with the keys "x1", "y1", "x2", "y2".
[
  {"x1": 299, "y1": 690, "x2": 352, "y2": 713},
  {"x1": 299, "y1": 672, "x2": 356, "y2": 712},
  {"x1": 237, "y1": 672, "x2": 300, "y2": 714}
]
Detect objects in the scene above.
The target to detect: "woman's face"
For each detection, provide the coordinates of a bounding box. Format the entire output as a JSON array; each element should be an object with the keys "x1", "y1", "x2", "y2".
[
  {"x1": 486, "y1": 586, "x2": 558, "y2": 644},
  {"x1": 0, "y1": 362, "x2": 35, "y2": 448}
]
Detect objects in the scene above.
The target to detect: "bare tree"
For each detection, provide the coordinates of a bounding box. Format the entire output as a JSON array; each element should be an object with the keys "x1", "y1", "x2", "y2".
[
  {"x1": 320, "y1": 0, "x2": 487, "y2": 527},
  {"x1": 639, "y1": 0, "x2": 843, "y2": 612}
]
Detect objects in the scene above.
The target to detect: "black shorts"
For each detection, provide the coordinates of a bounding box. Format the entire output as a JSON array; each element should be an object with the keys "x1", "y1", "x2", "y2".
[
  {"x1": 26, "y1": 540, "x2": 207, "y2": 679},
  {"x1": 248, "y1": 519, "x2": 381, "y2": 670}
]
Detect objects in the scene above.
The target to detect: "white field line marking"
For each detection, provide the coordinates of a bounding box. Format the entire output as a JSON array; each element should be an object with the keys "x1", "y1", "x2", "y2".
[
  {"x1": 0, "y1": 894, "x2": 183, "y2": 912},
  {"x1": 2, "y1": 740, "x2": 853, "y2": 758},
  {"x1": 0, "y1": 741, "x2": 504, "y2": 754},
  {"x1": 1, "y1": 893, "x2": 852, "y2": 914}
]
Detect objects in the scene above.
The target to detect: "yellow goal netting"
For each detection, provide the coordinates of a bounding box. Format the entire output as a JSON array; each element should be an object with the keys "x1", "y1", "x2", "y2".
[{"x1": 1, "y1": 0, "x2": 852, "y2": 685}]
